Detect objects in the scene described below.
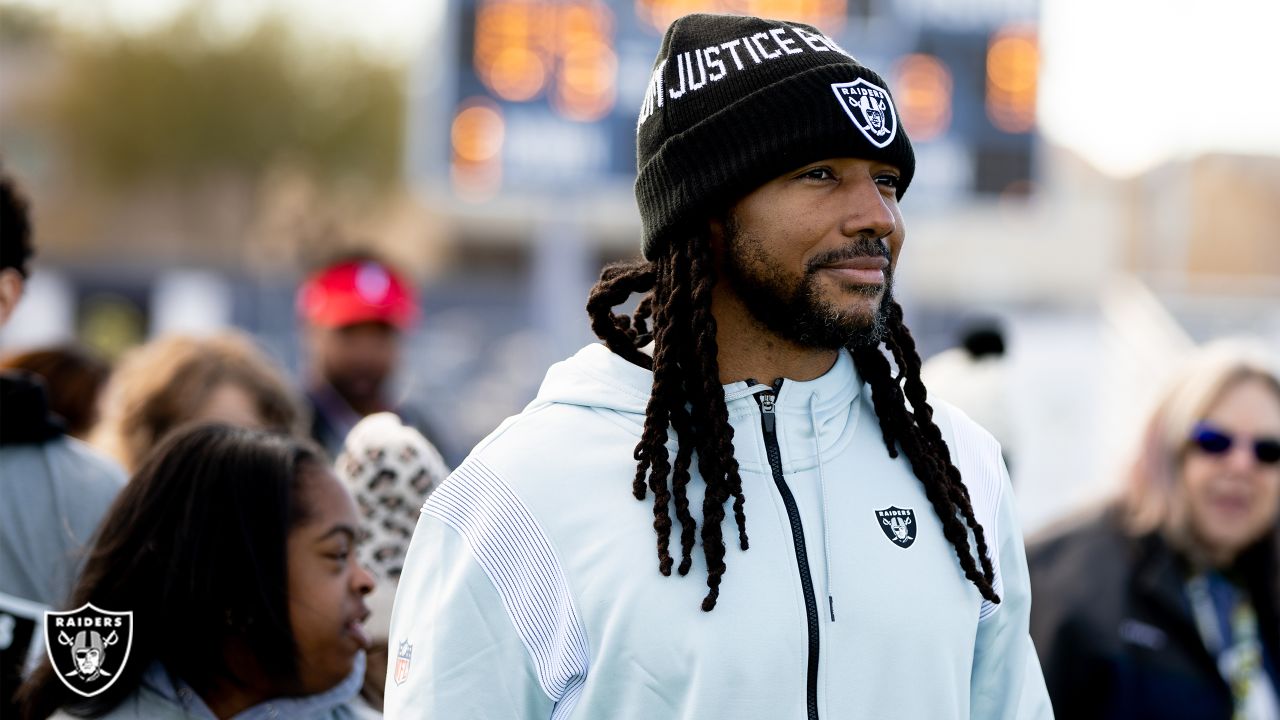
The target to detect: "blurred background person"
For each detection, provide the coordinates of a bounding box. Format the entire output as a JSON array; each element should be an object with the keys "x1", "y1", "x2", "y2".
[
  {"x1": 921, "y1": 320, "x2": 1019, "y2": 471},
  {"x1": 0, "y1": 344, "x2": 111, "y2": 440},
  {"x1": 1, "y1": 167, "x2": 124, "y2": 717},
  {"x1": 1029, "y1": 341, "x2": 1280, "y2": 719},
  {"x1": 333, "y1": 412, "x2": 448, "y2": 712},
  {"x1": 16, "y1": 423, "x2": 377, "y2": 719},
  {"x1": 90, "y1": 331, "x2": 301, "y2": 474},
  {"x1": 0, "y1": 169, "x2": 28, "y2": 330},
  {"x1": 298, "y1": 256, "x2": 441, "y2": 461}
]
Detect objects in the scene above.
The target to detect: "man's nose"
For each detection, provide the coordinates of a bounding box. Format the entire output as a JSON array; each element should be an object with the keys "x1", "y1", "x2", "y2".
[{"x1": 838, "y1": 176, "x2": 895, "y2": 241}]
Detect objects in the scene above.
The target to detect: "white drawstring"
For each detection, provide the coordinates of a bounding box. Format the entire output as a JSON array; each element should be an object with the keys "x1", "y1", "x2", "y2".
[{"x1": 810, "y1": 395, "x2": 836, "y2": 622}]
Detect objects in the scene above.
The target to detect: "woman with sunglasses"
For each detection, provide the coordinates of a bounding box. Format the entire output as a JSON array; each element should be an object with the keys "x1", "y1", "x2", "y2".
[{"x1": 1029, "y1": 341, "x2": 1280, "y2": 720}]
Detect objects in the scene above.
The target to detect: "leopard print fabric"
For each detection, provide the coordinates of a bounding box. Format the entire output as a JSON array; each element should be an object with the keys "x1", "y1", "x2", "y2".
[{"x1": 335, "y1": 412, "x2": 450, "y2": 637}]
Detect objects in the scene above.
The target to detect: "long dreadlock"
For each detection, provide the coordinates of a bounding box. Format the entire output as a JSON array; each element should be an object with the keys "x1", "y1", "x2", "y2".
[{"x1": 586, "y1": 231, "x2": 999, "y2": 611}]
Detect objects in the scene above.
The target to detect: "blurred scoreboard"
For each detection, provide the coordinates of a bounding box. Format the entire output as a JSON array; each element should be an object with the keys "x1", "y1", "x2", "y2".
[{"x1": 434, "y1": 0, "x2": 1039, "y2": 202}]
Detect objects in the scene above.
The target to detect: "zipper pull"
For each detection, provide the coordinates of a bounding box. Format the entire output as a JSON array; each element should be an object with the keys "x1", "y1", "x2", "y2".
[{"x1": 760, "y1": 392, "x2": 776, "y2": 434}]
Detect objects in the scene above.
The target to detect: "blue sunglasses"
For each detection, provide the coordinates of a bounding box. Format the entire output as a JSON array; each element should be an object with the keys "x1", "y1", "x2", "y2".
[{"x1": 1189, "y1": 423, "x2": 1280, "y2": 465}]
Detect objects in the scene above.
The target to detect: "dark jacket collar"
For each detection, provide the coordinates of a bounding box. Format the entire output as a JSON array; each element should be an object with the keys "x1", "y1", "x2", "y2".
[{"x1": 1130, "y1": 520, "x2": 1280, "y2": 675}]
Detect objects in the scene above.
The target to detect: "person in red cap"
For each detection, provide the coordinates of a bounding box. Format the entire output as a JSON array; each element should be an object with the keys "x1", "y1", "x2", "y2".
[{"x1": 297, "y1": 256, "x2": 438, "y2": 460}]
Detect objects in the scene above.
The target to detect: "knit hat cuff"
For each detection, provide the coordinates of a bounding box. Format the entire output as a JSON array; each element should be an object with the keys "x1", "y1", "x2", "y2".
[{"x1": 636, "y1": 62, "x2": 914, "y2": 260}]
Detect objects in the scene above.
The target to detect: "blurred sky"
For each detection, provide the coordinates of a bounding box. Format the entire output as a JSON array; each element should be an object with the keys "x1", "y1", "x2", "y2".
[
  {"x1": 1039, "y1": 0, "x2": 1280, "y2": 175},
  {"x1": 4, "y1": 0, "x2": 443, "y2": 60},
  {"x1": 6, "y1": 0, "x2": 1280, "y2": 177}
]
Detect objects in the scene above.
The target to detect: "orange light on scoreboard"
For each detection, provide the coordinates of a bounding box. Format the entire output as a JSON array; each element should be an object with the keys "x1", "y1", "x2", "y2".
[
  {"x1": 635, "y1": 0, "x2": 847, "y2": 34},
  {"x1": 893, "y1": 53, "x2": 952, "y2": 142},
  {"x1": 474, "y1": 0, "x2": 617, "y2": 121},
  {"x1": 451, "y1": 98, "x2": 505, "y2": 197},
  {"x1": 985, "y1": 25, "x2": 1038, "y2": 134},
  {"x1": 474, "y1": 1, "x2": 550, "y2": 102},
  {"x1": 554, "y1": 3, "x2": 617, "y2": 121},
  {"x1": 452, "y1": 103, "x2": 506, "y2": 163}
]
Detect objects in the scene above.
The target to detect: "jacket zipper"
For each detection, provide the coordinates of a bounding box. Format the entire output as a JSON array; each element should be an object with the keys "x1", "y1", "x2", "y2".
[{"x1": 756, "y1": 383, "x2": 820, "y2": 720}]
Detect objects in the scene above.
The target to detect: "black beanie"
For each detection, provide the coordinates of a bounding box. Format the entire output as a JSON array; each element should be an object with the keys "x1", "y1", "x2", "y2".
[{"x1": 635, "y1": 13, "x2": 915, "y2": 261}]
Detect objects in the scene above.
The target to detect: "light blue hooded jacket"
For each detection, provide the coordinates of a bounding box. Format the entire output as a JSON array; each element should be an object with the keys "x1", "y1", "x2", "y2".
[{"x1": 387, "y1": 343, "x2": 1052, "y2": 719}]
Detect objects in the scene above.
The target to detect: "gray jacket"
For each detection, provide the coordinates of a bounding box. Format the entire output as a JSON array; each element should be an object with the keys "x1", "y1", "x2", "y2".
[
  {"x1": 52, "y1": 657, "x2": 380, "y2": 720},
  {"x1": 1, "y1": 372, "x2": 124, "y2": 718},
  {"x1": 1, "y1": 372, "x2": 125, "y2": 609}
]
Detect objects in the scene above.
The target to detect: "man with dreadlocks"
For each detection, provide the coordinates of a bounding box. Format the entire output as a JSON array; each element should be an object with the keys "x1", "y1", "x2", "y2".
[{"x1": 388, "y1": 13, "x2": 1050, "y2": 720}]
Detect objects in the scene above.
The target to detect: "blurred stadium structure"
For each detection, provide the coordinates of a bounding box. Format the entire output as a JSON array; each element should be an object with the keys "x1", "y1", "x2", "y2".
[{"x1": 0, "y1": 0, "x2": 1276, "y2": 531}]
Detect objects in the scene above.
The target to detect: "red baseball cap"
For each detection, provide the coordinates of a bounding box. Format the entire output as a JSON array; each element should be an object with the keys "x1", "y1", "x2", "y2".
[{"x1": 297, "y1": 260, "x2": 418, "y2": 330}]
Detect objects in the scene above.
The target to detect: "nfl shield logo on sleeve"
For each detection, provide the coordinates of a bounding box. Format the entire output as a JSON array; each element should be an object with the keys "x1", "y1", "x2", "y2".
[
  {"x1": 394, "y1": 639, "x2": 413, "y2": 686},
  {"x1": 44, "y1": 603, "x2": 133, "y2": 698},
  {"x1": 830, "y1": 78, "x2": 899, "y2": 148}
]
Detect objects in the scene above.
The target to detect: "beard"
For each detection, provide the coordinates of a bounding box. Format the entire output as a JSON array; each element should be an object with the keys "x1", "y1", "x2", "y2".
[{"x1": 721, "y1": 215, "x2": 892, "y2": 350}]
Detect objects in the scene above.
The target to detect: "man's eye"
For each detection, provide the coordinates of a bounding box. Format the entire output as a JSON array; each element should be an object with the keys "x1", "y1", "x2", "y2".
[
  {"x1": 800, "y1": 167, "x2": 834, "y2": 181},
  {"x1": 876, "y1": 174, "x2": 900, "y2": 189}
]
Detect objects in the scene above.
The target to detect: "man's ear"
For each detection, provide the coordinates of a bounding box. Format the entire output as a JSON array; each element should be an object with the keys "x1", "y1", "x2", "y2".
[
  {"x1": 0, "y1": 268, "x2": 25, "y2": 327},
  {"x1": 707, "y1": 215, "x2": 725, "y2": 241},
  {"x1": 706, "y1": 212, "x2": 730, "y2": 261}
]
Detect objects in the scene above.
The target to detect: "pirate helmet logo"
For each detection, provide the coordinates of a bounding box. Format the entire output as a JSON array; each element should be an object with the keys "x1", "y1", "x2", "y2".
[
  {"x1": 830, "y1": 78, "x2": 899, "y2": 149},
  {"x1": 43, "y1": 603, "x2": 133, "y2": 697},
  {"x1": 875, "y1": 506, "x2": 917, "y2": 548}
]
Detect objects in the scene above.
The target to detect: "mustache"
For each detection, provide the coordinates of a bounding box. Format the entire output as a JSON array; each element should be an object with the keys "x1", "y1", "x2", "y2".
[{"x1": 805, "y1": 237, "x2": 890, "y2": 273}]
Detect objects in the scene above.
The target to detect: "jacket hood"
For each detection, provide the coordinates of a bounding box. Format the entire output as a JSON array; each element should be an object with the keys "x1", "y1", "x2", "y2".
[
  {"x1": 528, "y1": 343, "x2": 772, "y2": 417},
  {"x1": 528, "y1": 343, "x2": 651, "y2": 416}
]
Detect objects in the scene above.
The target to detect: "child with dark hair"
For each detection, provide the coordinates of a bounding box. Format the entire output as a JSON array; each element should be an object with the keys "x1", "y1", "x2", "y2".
[{"x1": 16, "y1": 424, "x2": 377, "y2": 719}]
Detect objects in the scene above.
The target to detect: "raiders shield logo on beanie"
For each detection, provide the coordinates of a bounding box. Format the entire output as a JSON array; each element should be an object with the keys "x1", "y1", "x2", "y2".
[
  {"x1": 634, "y1": 13, "x2": 916, "y2": 261},
  {"x1": 831, "y1": 78, "x2": 899, "y2": 148}
]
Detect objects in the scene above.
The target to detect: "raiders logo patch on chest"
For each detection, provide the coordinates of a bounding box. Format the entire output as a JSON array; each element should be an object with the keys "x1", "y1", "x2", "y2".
[{"x1": 875, "y1": 506, "x2": 917, "y2": 548}]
